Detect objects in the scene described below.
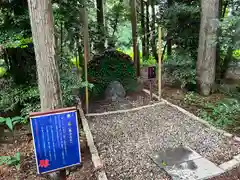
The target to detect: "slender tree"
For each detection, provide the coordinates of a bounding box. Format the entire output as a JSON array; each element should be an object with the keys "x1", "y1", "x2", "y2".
[
  {"x1": 151, "y1": 0, "x2": 157, "y2": 60},
  {"x1": 146, "y1": 0, "x2": 150, "y2": 58},
  {"x1": 131, "y1": 0, "x2": 140, "y2": 76},
  {"x1": 167, "y1": 0, "x2": 173, "y2": 56},
  {"x1": 197, "y1": 0, "x2": 219, "y2": 96},
  {"x1": 96, "y1": 0, "x2": 105, "y2": 51},
  {"x1": 141, "y1": 0, "x2": 146, "y2": 58}
]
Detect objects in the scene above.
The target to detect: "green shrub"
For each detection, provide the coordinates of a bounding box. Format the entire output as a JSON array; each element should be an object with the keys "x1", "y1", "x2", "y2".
[
  {"x1": 184, "y1": 92, "x2": 240, "y2": 130},
  {"x1": 0, "y1": 152, "x2": 21, "y2": 170},
  {"x1": 164, "y1": 54, "x2": 196, "y2": 89},
  {"x1": 0, "y1": 116, "x2": 26, "y2": 131},
  {"x1": 199, "y1": 98, "x2": 240, "y2": 128},
  {"x1": 184, "y1": 92, "x2": 205, "y2": 106},
  {"x1": 87, "y1": 49, "x2": 136, "y2": 97}
]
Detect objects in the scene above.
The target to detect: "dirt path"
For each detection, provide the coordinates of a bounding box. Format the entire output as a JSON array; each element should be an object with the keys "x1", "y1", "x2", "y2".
[{"x1": 88, "y1": 103, "x2": 240, "y2": 180}]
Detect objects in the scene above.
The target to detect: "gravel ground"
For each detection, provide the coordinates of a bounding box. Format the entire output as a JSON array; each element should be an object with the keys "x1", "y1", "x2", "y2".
[{"x1": 88, "y1": 104, "x2": 240, "y2": 180}]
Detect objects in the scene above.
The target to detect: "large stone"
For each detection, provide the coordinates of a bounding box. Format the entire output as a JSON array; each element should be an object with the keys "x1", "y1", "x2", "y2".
[
  {"x1": 150, "y1": 146, "x2": 224, "y2": 180},
  {"x1": 105, "y1": 81, "x2": 126, "y2": 101},
  {"x1": 225, "y1": 62, "x2": 240, "y2": 81}
]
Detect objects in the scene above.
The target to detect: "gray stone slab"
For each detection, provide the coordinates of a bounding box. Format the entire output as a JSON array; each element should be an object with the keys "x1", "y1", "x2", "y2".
[
  {"x1": 166, "y1": 158, "x2": 225, "y2": 180},
  {"x1": 151, "y1": 146, "x2": 202, "y2": 168}
]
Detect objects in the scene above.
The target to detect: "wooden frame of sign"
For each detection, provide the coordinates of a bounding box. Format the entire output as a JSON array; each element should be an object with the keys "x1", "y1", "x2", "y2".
[{"x1": 141, "y1": 66, "x2": 157, "y2": 101}]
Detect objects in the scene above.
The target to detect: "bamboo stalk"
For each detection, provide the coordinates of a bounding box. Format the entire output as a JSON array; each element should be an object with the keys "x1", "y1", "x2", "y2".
[
  {"x1": 158, "y1": 27, "x2": 162, "y2": 100},
  {"x1": 82, "y1": 2, "x2": 90, "y2": 113}
]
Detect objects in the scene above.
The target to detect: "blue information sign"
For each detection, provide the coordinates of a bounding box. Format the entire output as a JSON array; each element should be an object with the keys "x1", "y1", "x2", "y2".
[{"x1": 30, "y1": 109, "x2": 81, "y2": 174}]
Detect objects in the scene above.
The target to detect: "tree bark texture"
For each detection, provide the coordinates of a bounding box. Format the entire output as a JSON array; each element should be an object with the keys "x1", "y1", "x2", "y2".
[
  {"x1": 145, "y1": 0, "x2": 150, "y2": 58},
  {"x1": 151, "y1": 0, "x2": 157, "y2": 60},
  {"x1": 167, "y1": 0, "x2": 173, "y2": 56},
  {"x1": 197, "y1": 0, "x2": 219, "y2": 96},
  {"x1": 141, "y1": 0, "x2": 146, "y2": 58},
  {"x1": 96, "y1": 0, "x2": 105, "y2": 51},
  {"x1": 27, "y1": 0, "x2": 62, "y2": 111},
  {"x1": 131, "y1": 0, "x2": 140, "y2": 76}
]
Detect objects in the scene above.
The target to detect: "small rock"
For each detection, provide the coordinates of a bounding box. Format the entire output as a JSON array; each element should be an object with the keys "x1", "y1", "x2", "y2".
[{"x1": 105, "y1": 81, "x2": 126, "y2": 101}]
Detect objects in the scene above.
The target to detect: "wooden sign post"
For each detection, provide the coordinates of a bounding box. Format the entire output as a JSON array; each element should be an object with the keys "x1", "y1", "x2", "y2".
[
  {"x1": 141, "y1": 66, "x2": 157, "y2": 101},
  {"x1": 30, "y1": 107, "x2": 81, "y2": 177}
]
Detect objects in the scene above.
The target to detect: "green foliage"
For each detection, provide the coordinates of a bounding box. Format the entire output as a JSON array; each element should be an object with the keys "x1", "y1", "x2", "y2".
[
  {"x1": 87, "y1": 50, "x2": 136, "y2": 97},
  {"x1": 233, "y1": 49, "x2": 240, "y2": 60},
  {"x1": 0, "y1": 80, "x2": 40, "y2": 117},
  {"x1": 160, "y1": 2, "x2": 200, "y2": 55},
  {"x1": 184, "y1": 92, "x2": 204, "y2": 106},
  {"x1": 116, "y1": 48, "x2": 157, "y2": 67},
  {"x1": 142, "y1": 56, "x2": 157, "y2": 67},
  {"x1": 1, "y1": 34, "x2": 32, "y2": 49},
  {"x1": 219, "y1": 15, "x2": 240, "y2": 52},
  {"x1": 199, "y1": 99, "x2": 240, "y2": 128},
  {"x1": 0, "y1": 116, "x2": 26, "y2": 131},
  {"x1": 184, "y1": 92, "x2": 240, "y2": 129},
  {"x1": 0, "y1": 1, "x2": 31, "y2": 48},
  {"x1": 164, "y1": 53, "x2": 196, "y2": 89},
  {"x1": 0, "y1": 152, "x2": 21, "y2": 170},
  {"x1": 0, "y1": 67, "x2": 6, "y2": 77}
]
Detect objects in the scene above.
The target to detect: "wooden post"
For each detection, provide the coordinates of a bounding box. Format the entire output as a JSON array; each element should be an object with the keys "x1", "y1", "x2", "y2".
[
  {"x1": 158, "y1": 27, "x2": 162, "y2": 100},
  {"x1": 82, "y1": 2, "x2": 90, "y2": 113},
  {"x1": 149, "y1": 80, "x2": 153, "y2": 101}
]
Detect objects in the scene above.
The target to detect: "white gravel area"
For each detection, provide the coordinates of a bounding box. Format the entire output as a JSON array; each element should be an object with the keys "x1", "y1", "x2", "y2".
[{"x1": 88, "y1": 104, "x2": 240, "y2": 180}]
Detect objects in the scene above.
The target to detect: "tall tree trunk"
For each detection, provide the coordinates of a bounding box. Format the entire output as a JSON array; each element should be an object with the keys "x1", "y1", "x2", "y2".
[
  {"x1": 96, "y1": 0, "x2": 105, "y2": 51},
  {"x1": 197, "y1": 0, "x2": 219, "y2": 96},
  {"x1": 167, "y1": 0, "x2": 173, "y2": 56},
  {"x1": 215, "y1": 0, "x2": 223, "y2": 83},
  {"x1": 27, "y1": 0, "x2": 64, "y2": 178},
  {"x1": 222, "y1": 0, "x2": 228, "y2": 17},
  {"x1": 151, "y1": 0, "x2": 157, "y2": 60},
  {"x1": 141, "y1": 0, "x2": 146, "y2": 58},
  {"x1": 146, "y1": 0, "x2": 150, "y2": 58},
  {"x1": 131, "y1": 0, "x2": 140, "y2": 76}
]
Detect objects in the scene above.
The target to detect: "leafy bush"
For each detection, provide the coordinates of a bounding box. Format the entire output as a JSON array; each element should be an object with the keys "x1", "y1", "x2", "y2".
[
  {"x1": 0, "y1": 116, "x2": 26, "y2": 131},
  {"x1": 0, "y1": 77, "x2": 40, "y2": 117},
  {"x1": 184, "y1": 92, "x2": 205, "y2": 106},
  {"x1": 199, "y1": 99, "x2": 240, "y2": 128},
  {"x1": 87, "y1": 49, "x2": 136, "y2": 97},
  {"x1": 163, "y1": 53, "x2": 196, "y2": 89},
  {"x1": 184, "y1": 92, "x2": 240, "y2": 130},
  {"x1": 0, "y1": 152, "x2": 21, "y2": 170}
]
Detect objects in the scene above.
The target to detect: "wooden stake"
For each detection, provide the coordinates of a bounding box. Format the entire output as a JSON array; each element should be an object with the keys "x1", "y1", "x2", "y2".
[
  {"x1": 149, "y1": 80, "x2": 153, "y2": 101},
  {"x1": 158, "y1": 27, "x2": 162, "y2": 100},
  {"x1": 82, "y1": 2, "x2": 90, "y2": 113}
]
